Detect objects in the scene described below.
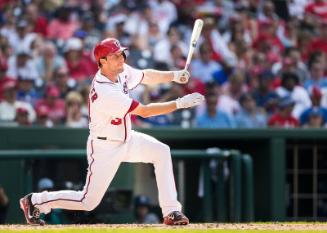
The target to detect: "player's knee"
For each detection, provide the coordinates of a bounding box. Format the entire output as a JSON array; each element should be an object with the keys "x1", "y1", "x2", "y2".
[
  {"x1": 159, "y1": 143, "x2": 171, "y2": 156},
  {"x1": 82, "y1": 197, "x2": 101, "y2": 211}
]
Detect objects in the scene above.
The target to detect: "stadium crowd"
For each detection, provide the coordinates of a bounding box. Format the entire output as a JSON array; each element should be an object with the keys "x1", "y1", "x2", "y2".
[{"x1": 0, "y1": 0, "x2": 326, "y2": 129}]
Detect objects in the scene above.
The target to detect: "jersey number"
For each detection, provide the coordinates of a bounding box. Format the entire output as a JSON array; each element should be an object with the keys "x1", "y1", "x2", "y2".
[{"x1": 111, "y1": 118, "x2": 122, "y2": 125}]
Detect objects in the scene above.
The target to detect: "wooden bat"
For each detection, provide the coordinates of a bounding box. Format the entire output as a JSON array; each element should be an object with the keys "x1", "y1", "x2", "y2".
[{"x1": 184, "y1": 19, "x2": 204, "y2": 71}]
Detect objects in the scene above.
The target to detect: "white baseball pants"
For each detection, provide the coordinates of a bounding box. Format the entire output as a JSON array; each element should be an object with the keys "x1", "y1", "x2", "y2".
[{"x1": 31, "y1": 131, "x2": 182, "y2": 217}]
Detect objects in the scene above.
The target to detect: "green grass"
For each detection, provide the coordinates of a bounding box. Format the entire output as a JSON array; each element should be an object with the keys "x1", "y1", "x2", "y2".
[{"x1": 0, "y1": 229, "x2": 325, "y2": 233}]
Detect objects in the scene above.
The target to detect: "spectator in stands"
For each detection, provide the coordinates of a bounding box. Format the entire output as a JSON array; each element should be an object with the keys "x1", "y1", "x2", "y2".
[
  {"x1": 272, "y1": 47, "x2": 309, "y2": 82},
  {"x1": 0, "y1": 36, "x2": 11, "y2": 101},
  {"x1": 35, "y1": 41, "x2": 66, "y2": 82},
  {"x1": 150, "y1": 0, "x2": 177, "y2": 34},
  {"x1": 221, "y1": 70, "x2": 248, "y2": 101},
  {"x1": 300, "y1": 86, "x2": 327, "y2": 125},
  {"x1": 53, "y1": 67, "x2": 76, "y2": 99},
  {"x1": 191, "y1": 43, "x2": 223, "y2": 83},
  {"x1": 268, "y1": 96, "x2": 299, "y2": 128},
  {"x1": 0, "y1": 185, "x2": 9, "y2": 224},
  {"x1": 235, "y1": 93, "x2": 267, "y2": 128},
  {"x1": 63, "y1": 37, "x2": 97, "y2": 82},
  {"x1": 196, "y1": 81, "x2": 240, "y2": 117},
  {"x1": 275, "y1": 72, "x2": 311, "y2": 119},
  {"x1": 304, "y1": 62, "x2": 327, "y2": 91},
  {"x1": 24, "y1": 3, "x2": 49, "y2": 37},
  {"x1": 16, "y1": 75, "x2": 40, "y2": 106},
  {"x1": 201, "y1": 17, "x2": 237, "y2": 65},
  {"x1": 15, "y1": 107, "x2": 30, "y2": 126},
  {"x1": 73, "y1": 13, "x2": 101, "y2": 52},
  {"x1": 134, "y1": 195, "x2": 159, "y2": 224},
  {"x1": 47, "y1": 6, "x2": 79, "y2": 41},
  {"x1": 303, "y1": 107, "x2": 327, "y2": 128},
  {"x1": 0, "y1": 80, "x2": 36, "y2": 125},
  {"x1": 252, "y1": 70, "x2": 279, "y2": 115},
  {"x1": 35, "y1": 85, "x2": 65, "y2": 125},
  {"x1": 153, "y1": 26, "x2": 187, "y2": 64},
  {"x1": 307, "y1": 19, "x2": 327, "y2": 57},
  {"x1": 6, "y1": 49, "x2": 39, "y2": 82},
  {"x1": 196, "y1": 91, "x2": 236, "y2": 128},
  {"x1": 6, "y1": 19, "x2": 37, "y2": 54},
  {"x1": 305, "y1": 0, "x2": 327, "y2": 23},
  {"x1": 34, "y1": 105, "x2": 53, "y2": 128},
  {"x1": 65, "y1": 91, "x2": 88, "y2": 128}
]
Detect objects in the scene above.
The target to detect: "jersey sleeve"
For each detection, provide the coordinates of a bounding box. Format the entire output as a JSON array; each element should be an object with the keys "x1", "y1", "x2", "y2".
[
  {"x1": 97, "y1": 84, "x2": 139, "y2": 118},
  {"x1": 124, "y1": 64, "x2": 144, "y2": 90}
]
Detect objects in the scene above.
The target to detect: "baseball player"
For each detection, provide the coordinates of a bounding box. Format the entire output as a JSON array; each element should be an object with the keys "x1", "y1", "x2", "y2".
[{"x1": 20, "y1": 38, "x2": 204, "y2": 226}]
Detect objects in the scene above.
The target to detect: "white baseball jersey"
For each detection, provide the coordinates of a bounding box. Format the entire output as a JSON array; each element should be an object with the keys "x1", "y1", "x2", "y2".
[
  {"x1": 88, "y1": 64, "x2": 144, "y2": 142},
  {"x1": 30, "y1": 63, "x2": 182, "y2": 218}
]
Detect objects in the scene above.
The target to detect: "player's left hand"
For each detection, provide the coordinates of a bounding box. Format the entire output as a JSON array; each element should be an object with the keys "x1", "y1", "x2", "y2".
[{"x1": 173, "y1": 70, "x2": 190, "y2": 84}]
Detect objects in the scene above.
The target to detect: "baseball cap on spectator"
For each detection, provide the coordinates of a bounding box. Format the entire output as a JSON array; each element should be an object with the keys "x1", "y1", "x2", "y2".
[
  {"x1": 73, "y1": 30, "x2": 88, "y2": 39},
  {"x1": 36, "y1": 105, "x2": 49, "y2": 117},
  {"x1": 63, "y1": 38, "x2": 82, "y2": 53},
  {"x1": 2, "y1": 79, "x2": 17, "y2": 91},
  {"x1": 309, "y1": 107, "x2": 324, "y2": 117},
  {"x1": 16, "y1": 107, "x2": 28, "y2": 114},
  {"x1": 309, "y1": 86, "x2": 323, "y2": 98},
  {"x1": 46, "y1": 85, "x2": 60, "y2": 97}
]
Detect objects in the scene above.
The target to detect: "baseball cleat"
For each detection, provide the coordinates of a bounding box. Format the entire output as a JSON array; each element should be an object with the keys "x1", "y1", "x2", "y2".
[
  {"x1": 163, "y1": 211, "x2": 189, "y2": 225},
  {"x1": 19, "y1": 193, "x2": 45, "y2": 226}
]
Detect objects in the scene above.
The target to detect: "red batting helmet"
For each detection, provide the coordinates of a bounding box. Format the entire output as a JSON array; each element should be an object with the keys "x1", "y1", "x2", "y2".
[{"x1": 94, "y1": 38, "x2": 127, "y2": 62}]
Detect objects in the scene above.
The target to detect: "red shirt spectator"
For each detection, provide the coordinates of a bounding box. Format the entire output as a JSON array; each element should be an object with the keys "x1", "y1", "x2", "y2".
[
  {"x1": 25, "y1": 3, "x2": 48, "y2": 37},
  {"x1": 63, "y1": 38, "x2": 97, "y2": 81},
  {"x1": 305, "y1": 0, "x2": 327, "y2": 21},
  {"x1": 268, "y1": 96, "x2": 299, "y2": 128},
  {"x1": 35, "y1": 85, "x2": 65, "y2": 124},
  {"x1": 268, "y1": 114, "x2": 299, "y2": 127},
  {"x1": 47, "y1": 7, "x2": 79, "y2": 40}
]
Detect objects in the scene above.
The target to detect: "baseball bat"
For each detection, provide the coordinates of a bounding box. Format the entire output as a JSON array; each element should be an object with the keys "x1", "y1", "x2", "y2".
[{"x1": 184, "y1": 19, "x2": 204, "y2": 71}]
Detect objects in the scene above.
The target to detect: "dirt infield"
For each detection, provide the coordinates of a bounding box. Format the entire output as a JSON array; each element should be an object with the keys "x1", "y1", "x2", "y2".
[{"x1": 1, "y1": 223, "x2": 327, "y2": 231}]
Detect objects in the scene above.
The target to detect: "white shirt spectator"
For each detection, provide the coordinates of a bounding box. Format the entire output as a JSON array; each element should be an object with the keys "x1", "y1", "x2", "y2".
[
  {"x1": 190, "y1": 59, "x2": 222, "y2": 83},
  {"x1": 6, "y1": 54, "x2": 39, "y2": 81},
  {"x1": 149, "y1": 0, "x2": 177, "y2": 34},
  {"x1": 288, "y1": 0, "x2": 308, "y2": 19},
  {"x1": 276, "y1": 86, "x2": 312, "y2": 119},
  {"x1": 0, "y1": 100, "x2": 36, "y2": 123},
  {"x1": 196, "y1": 94, "x2": 240, "y2": 117},
  {"x1": 153, "y1": 37, "x2": 188, "y2": 64}
]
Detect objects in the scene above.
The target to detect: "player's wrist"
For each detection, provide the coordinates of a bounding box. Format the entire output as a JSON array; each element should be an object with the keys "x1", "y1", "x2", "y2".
[
  {"x1": 172, "y1": 71, "x2": 179, "y2": 82},
  {"x1": 175, "y1": 98, "x2": 183, "y2": 109}
]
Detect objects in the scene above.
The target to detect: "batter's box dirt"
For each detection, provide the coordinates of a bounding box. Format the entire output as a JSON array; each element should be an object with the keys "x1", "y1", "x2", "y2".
[{"x1": 1, "y1": 223, "x2": 327, "y2": 231}]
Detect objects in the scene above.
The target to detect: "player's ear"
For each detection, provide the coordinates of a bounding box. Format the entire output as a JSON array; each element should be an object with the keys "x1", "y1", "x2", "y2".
[{"x1": 98, "y1": 57, "x2": 107, "y2": 67}]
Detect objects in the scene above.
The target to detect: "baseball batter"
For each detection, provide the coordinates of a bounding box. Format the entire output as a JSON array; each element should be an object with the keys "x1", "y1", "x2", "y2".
[{"x1": 20, "y1": 38, "x2": 204, "y2": 226}]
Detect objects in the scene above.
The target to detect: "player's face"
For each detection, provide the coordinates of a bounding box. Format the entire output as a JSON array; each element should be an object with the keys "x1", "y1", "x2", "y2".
[{"x1": 104, "y1": 52, "x2": 125, "y2": 73}]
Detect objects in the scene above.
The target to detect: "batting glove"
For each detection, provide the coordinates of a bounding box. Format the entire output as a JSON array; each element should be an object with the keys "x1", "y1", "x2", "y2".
[
  {"x1": 176, "y1": 92, "x2": 205, "y2": 109},
  {"x1": 173, "y1": 70, "x2": 190, "y2": 84}
]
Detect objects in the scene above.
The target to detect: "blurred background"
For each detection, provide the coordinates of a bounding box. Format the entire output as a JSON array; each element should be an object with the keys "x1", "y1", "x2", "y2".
[{"x1": 0, "y1": 0, "x2": 326, "y2": 224}]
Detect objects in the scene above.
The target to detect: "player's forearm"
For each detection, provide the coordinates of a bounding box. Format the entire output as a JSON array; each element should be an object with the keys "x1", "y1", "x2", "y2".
[
  {"x1": 133, "y1": 101, "x2": 177, "y2": 118},
  {"x1": 142, "y1": 69, "x2": 174, "y2": 85}
]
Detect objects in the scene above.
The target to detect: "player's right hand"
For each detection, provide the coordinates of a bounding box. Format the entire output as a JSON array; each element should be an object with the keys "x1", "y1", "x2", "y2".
[
  {"x1": 173, "y1": 69, "x2": 190, "y2": 84},
  {"x1": 176, "y1": 92, "x2": 205, "y2": 109}
]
